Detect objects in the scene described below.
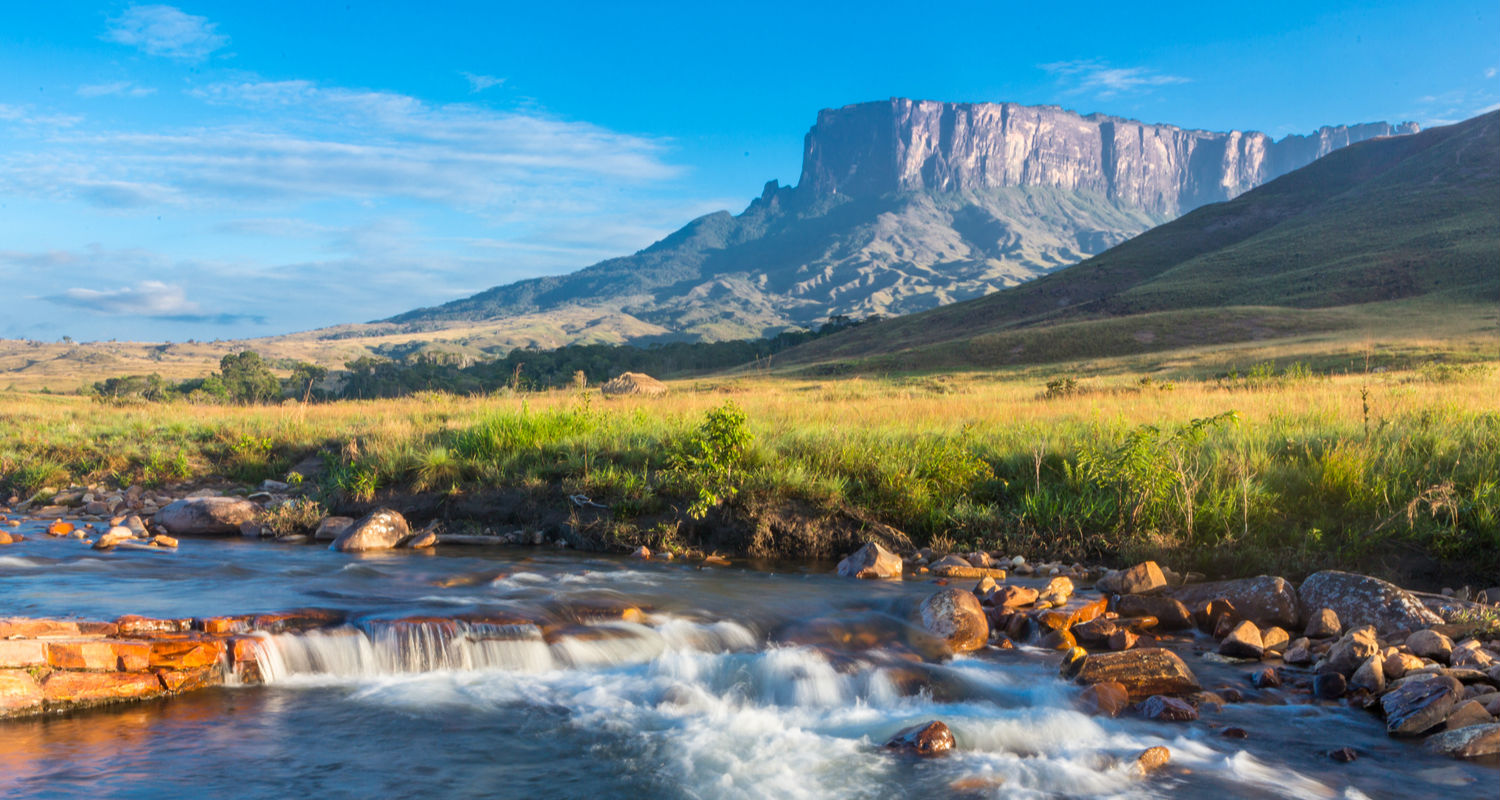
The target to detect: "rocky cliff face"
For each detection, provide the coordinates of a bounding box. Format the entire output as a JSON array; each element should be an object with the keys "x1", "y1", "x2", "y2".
[{"x1": 798, "y1": 99, "x2": 1418, "y2": 215}]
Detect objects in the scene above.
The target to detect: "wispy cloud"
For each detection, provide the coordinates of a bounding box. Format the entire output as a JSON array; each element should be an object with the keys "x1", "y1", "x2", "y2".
[
  {"x1": 461, "y1": 72, "x2": 505, "y2": 92},
  {"x1": 1486, "y1": 67, "x2": 1497, "y2": 79},
  {"x1": 77, "y1": 81, "x2": 157, "y2": 98},
  {"x1": 46, "y1": 280, "x2": 202, "y2": 317},
  {"x1": 104, "y1": 5, "x2": 228, "y2": 61},
  {"x1": 1040, "y1": 60, "x2": 1189, "y2": 98}
]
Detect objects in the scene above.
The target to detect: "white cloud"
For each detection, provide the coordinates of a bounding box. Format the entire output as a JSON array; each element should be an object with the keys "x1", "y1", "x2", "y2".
[
  {"x1": 462, "y1": 72, "x2": 505, "y2": 92},
  {"x1": 1040, "y1": 60, "x2": 1189, "y2": 98},
  {"x1": 104, "y1": 5, "x2": 228, "y2": 61},
  {"x1": 77, "y1": 81, "x2": 157, "y2": 98},
  {"x1": 1486, "y1": 67, "x2": 1497, "y2": 79},
  {"x1": 47, "y1": 280, "x2": 200, "y2": 317}
]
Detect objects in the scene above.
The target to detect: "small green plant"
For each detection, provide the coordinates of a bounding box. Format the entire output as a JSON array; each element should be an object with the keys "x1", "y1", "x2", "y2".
[
  {"x1": 670, "y1": 401, "x2": 754, "y2": 518},
  {"x1": 261, "y1": 498, "x2": 326, "y2": 536},
  {"x1": 1043, "y1": 377, "x2": 1080, "y2": 399}
]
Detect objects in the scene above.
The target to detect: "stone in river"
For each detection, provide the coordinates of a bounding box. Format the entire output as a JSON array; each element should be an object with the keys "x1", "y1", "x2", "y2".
[
  {"x1": 1328, "y1": 747, "x2": 1358, "y2": 762},
  {"x1": 1039, "y1": 576, "x2": 1073, "y2": 605},
  {"x1": 1383, "y1": 651, "x2": 1425, "y2": 681},
  {"x1": 836, "y1": 542, "x2": 902, "y2": 580},
  {"x1": 995, "y1": 585, "x2": 1038, "y2": 608},
  {"x1": 1219, "y1": 620, "x2": 1264, "y2": 659},
  {"x1": 1069, "y1": 647, "x2": 1200, "y2": 700},
  {"x1": 1251, "y1": 667, "x2": 1282, "y2": 689},
  {"x1": 154, "y1": 497, "x2": 261, "y2": 535},
  {"x1": 1039, "y1": 628, "x2": 1076, "y2": 651},
  {"x1": 1407, "y1": 629, "x2": 1454, "y2": 663},
  {"x1": 1382, "y1": 674, "x2": 1464, "y2": 736},
  {"x1": 1170, "y1": 575, "x2": 1300, "y2": 629},
  {"x1": 41, "y1": 671, "x2": 163, "y2": 707},
  {"x1": 1140, "y1": 695, "x2": 1198, "y2": 722},
  {"x1": 918, "y1": 589, "x2": 989, "y2": 654},
  {"x1": 1313, "y1": 672, "x2": 1347, "y2": 699},
  {"x1": 1323, "y1": 626, "x2": 1381, "y2": 676},
  {"x1": 1077, "y1": 681, "x2": 1129, "y2": 716},
  {"x1": 1423, "y1": 723, "x2": 1500, "y2": 759},
  {"x1": 151, "y1": 534, "x2": 179, "y2": 548},
  {"x1": 1134, "y1": 746, "x2": 1171, "y2": 775},
  {"x1": 330, "y1": 508, "x2": 412, "y2": 552},
  {"x1": 0, "y1": 669, "x2": 44, "y2": 716},
  {"x1": 1115, "y1": 594, "x2": 1194, "y2": 630},
  {"x1": 1305, "y1": 608, "x2": 1341, "y2": 639},
  {"x1": 1260, "y1": 626, "x2": 1290, "y2": 653},
  {"x1": 1108, "y1": 629, "x2": 1139, "y2": 651},
  {"x1": 1442, "y1": 700, "x2": 1493, "y2": 731},
  {"x1": 1298, "y1": 570, "x2": 1442, "y2": 634},
  {"x1": 632, "y1": 546, "x2": 650, "y2": 559},
  {"x1": 1283, "y1": 638, "x2": 1315, "y2": 665},
  {"x1": 1449, "y1": 640, "x2": 1493, "y2": 670},
  {"x1": 314, "y1": 516, "x2": 355, "y2": 541},
  {"x1": 92, "y1": 526, "x2": 135, "y2": 550},
  {"x1": 1099, "y1": 562, "x2": 1167, "y2": 595},
  {"x1": 404, "y1": 529, "x2": 438, "y2": 549},
  {"x1": 1350, "y1": 656, "x2": 1385, "y2": 694},
  {"x1": 884, "y1": 720, "x2": 955, "y2": 756}
]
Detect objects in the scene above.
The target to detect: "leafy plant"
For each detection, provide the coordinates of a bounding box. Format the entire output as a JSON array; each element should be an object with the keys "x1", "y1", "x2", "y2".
[{"x1": 670, "y1": 402, "x2": 753, "y2": 518}]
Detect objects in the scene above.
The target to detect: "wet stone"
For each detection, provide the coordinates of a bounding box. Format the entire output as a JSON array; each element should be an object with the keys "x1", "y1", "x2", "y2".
[
  {"x1": 884, "y1": 720, "x2": 955, "y2": 757},
  {"x1": 1077, "y1": 681, "x2": 1129, "y2": 717},
  {"x1": 1314, "y1": 672, "x2": 1347, "y2": 700},
  {"x1": 1140, "y1": 695, "x2": 1198, "y2": 722}
]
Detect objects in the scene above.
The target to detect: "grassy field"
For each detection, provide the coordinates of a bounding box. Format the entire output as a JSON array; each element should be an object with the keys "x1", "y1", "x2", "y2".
[{"x1": 2, "y1": 351, "x2": 1495, "y2": 587}]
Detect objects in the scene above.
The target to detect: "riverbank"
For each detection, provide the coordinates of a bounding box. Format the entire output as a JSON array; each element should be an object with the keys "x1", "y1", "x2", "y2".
[{"x1": 1, "y1": 361, "x2": 1496, "y2": 586}]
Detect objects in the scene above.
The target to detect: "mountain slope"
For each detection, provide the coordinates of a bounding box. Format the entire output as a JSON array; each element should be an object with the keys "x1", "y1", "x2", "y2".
[
  {"x1": 387, "y1": 99, "x2": 1415, "y2": 342},
  {"x1": 775, "y1": 110, "x2": 1499, "y2": 369}
]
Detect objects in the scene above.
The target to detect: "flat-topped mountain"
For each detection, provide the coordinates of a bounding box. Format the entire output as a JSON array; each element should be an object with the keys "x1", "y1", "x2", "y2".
[{"x1": 388, "y1": 99, "x2": 1418, "y2": 342}]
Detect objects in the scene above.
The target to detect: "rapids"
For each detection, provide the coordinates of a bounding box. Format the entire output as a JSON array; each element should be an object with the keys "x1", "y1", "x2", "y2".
[{"x1": 0, "y1": 524, "x2": 1494, "y2": 799}]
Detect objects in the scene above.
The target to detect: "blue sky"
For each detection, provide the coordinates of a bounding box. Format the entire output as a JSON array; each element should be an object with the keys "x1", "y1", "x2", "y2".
[{"x1": 1, "y1": 1, "x2": 1495, "y2": 341}]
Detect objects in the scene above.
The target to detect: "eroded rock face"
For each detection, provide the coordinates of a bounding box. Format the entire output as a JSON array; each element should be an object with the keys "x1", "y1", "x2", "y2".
[
  {"x1": 330, "y1": 509, "x2": 412, "y2": 552},
  {"x1": 1298, "y1": 571, "x2": 1442, "y2": 633},
  {"x1": 918, "y1": 589, "x2": 989, "y2": 654},
  {"x1": 837, "y1": 542, "x2": 903, "y2": 580},
  {"x1": 154, "y1": 497, "x2": 260, "y2": 535},
  {"x1": 1171, "y1": 576, "x2": 1300, "y2": 629}
]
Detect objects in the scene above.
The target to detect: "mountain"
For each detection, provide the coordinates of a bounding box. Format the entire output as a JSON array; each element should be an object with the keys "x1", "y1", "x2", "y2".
[
  {"x1": 774, "y1": 110, "x2": 1499, "y2": 370},
  {"x1": 389, "y1": 99, "x2": 1417, "y2": 342}
]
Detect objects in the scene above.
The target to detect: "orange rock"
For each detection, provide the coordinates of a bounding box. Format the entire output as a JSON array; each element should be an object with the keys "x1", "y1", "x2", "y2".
[
  {"x1": 156, "y1": 667, "x2": 223, "y2": 693},
  {"x1": 115, "y1": 615, "x2": 195, "y2": 636},
  {"x1": 0, "y1": 639, "x2": 47, "y2": 668},
  {"x1": 0, "y1": 669, "x2": 44, "y2": 716},
  {"x1": 230, "y1": 637, "x2": 262, "y2": 663},
  {"x1": 46, "y1": 641, "x2": 122, "y2": 671},
  {"x1": 0, "y1": 531, "x2": 12, "y2": 545},
  {"x1": 1068, "y1": 597, "x2": 1108, "y2": 627},
  {"x1": 249, "y1": 608, "x2": 347, "y2": 633},
  {"x1": 197, "y1": 616, "x2": 251, "y2": 635},
  {"x1": 41, "y1": 670, "x2": 162, "y2": 706},
  {"x1": 1078, "y1": 681, "x2": 1130, "y2": 716},
  {"x1": 0, "y1": 618, "x2": 117, "y2": 639},
  {"x1": 148, "y1": 639, "x2": 226, "y2": 669},
  {"x1": 113, "y1": 641, "x2": 152, "y2": 671},
  {"x1": 46, "y1": 521, "x2": 74, "y2": 537}
]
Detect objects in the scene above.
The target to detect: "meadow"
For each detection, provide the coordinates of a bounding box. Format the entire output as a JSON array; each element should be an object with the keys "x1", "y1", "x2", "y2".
[{"x1": 2, "y1": 350, "x2": 1496, "y2": 588}]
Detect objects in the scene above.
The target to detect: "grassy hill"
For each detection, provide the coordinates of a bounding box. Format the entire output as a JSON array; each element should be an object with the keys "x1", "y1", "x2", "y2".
[{"x1": 779, "y1": 111, "x2": 1499, "y2": 371}]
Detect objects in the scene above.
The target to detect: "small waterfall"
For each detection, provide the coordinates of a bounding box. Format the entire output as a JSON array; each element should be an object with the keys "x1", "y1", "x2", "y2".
[{"x1": 251, "y1": 618, "x2": 757, "y2": 683}]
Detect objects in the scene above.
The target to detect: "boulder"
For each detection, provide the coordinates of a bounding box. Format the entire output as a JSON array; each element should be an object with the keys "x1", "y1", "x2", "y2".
[
  {"x1": 1314, "y1": 672, "x2": 1347, "y2": 699},
  {"x1": 1305, "y1": 608, "x2": 1341, "y2": 639},
  {"x1": 599, "y1": 372, "x2": 668, "y2": 397},
  {"x1": 1039, "y1": 576, "x2": 1074, "y2": 604},
  {"x1": 1443, "y1": 700, "x2": 1494, "y2": 731},
  {"x1": 918, "y1": 589, "x2": 989, "y2": 654},
  {"x1": 1099, "y1": 562, "x2": 1167, "y2": 595},
  {"x1": 884, "y1": 720, "x2": 955, "y2": 756},
  {"x1": 405, "y1": 530, "x2": 438, "y2": 549},
  {"x1": 1298, "y1": 571, "x2": 1442, "y2": 634},
  {"x1": 330, "y1": 509, "x2": 412, "y2": 552},
  {"x1": 1170, "y1": 575, "x2": 1300, "y2": 629},
  {"x1": 1134, "y1": 746, "x2": 1171, "y2": 775},
  {"x1": 1383, "y1": 651, "x2": 1425, "y2": 681},
  {"x1": 1140, "y1": 695, "x2": 1198, "y2": 722},
  {"x1": 154, "y1": 497, "x2": 260, "y2": 535},
  {"x1": 0, "y1": 669, "x2": 43, "y2": 716},
  {"x1": 1261, "y1": 626, "x2": 1290, "y2": 652},
  {"x1": 1068, "y1": 648, "x2": 1200, "y2": 700},
  {"x1": 1115, "y1": 595, "x2": 1193, "y2": 630},
  {"x1": 1450, "y1": 640, "x2": 1495, "y2": 670},
  {"x1": 1323, "y1": 626, "x2": 1381, "y2": 676},
  {"x1": 1406, "y1": 630, "x2": 1454, "y2": 663},
  {"x1": 1219, "y1": 621, "x2": 1264, "y2": 659},
  {"x1": 994, "y1": 586, "x2": 1038, "y2": 608},
  {"x1": 1424, "y1": 723, "x2": 1500, "y2": 759},
  {"x1": 314, "y1": 516, "x2": 355, "y2": 541},
  {"x1": 1382, "y1": 674, "x2": 1464, "y2": 736},
  {"x1": 837, "y1": 542, "x2": 903, "y2": 580},
  {"x1": 1350, "y1": 656, "x2": 1385, "y2": 694},
  {"x1": 1077, "y1": 681, "x2": 1129, "y2": 716}
]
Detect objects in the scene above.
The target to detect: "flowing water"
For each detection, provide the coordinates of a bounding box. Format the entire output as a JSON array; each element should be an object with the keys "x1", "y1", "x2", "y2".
[{"x1": 0, "y1": 525, "x2": 1494, "y2": 799}]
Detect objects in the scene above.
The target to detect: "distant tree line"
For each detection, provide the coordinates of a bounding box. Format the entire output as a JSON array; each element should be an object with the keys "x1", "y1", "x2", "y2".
[{"x1": 87, "y1": 316, "x2": 877, "y2": 403}]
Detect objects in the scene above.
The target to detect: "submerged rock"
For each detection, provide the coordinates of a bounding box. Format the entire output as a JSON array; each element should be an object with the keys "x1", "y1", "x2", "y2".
[
  {"x1": 154, "y1": 497, "x2": 260, "y2": 535},
  {"x1": 330, "y1": 509, "x2": 412, "y2": 552},
  {"x1": 1298, "y1": 571, "x2": 1442, "y2": 633},
  {"x1": 837, "y1": 542, "x2": 903, "y2": 580},
  {"x1": 884, "y1": 720, "x2": 955, "y2": 756}
]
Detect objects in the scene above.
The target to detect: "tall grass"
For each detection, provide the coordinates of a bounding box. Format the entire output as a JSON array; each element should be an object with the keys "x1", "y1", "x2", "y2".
[{"x1": 0, "y1": 362, "x2": 1495, "y2": 583}]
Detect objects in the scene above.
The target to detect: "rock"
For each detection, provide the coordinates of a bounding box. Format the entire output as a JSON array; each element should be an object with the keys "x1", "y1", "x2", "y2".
[
  {"x1": 1323, "y1": 626, "x2": 1381, "y2": 676},
  {"x1": 884, "y1": 720, "x2": 955, "y2": 756},
  {"x1": 1314, "y1": 672, "x2": 1347, "y2": 699},
  {"x1": 1305, "y1": 608, "x2": 1341, "y2": 639},
  {"x1": 405, "y1": 530, "x2": 438, "y2": 549},
  {"x1": 1407, "y1": 630, "x2": 1455, "y2": 663},
  {"x1": 1350, "y1": 656, "x2": 1385, "y2": 694},
  {"x1": 632, "y1": 546, "x2": 651, "y2": 559},
  {"x1": 0, "y1": 640, "x2": 46, "y2": 668},
  {"x1": 1108, "y1": 629, "x2": 1138, "y2": 651},
  {"x1": 1077, "y1": 681, "x2": 1130, "y2": 716},
  {"x1": 1194, "y1": 598, "x2": 1238, "y2": 634},
  {"x1": 965, "y1": 552, "x2": 992, "y2": 569},
  {"x1": 1219, "y1": 621, "x2": 1265, "y2": 659},
  {"x1": 1382, "y1": 675, "x2": 1464, "y2": 736},
  {"x1": 1140, "y1": 695, "x2": 1198, "y2": 721},
  {"x1": 994, "y1": 586, "x2": 1039, "y2": 608},
  {"x1": 1450, "y1": 640, "x2": 1495, "y2": 670},
  {"x1": 837, "y1": 542, "x2": 903, "y2": 580},
  {"x1": 1298, "y1": 571, "x2": 1443, "y2": 634},
  {"x1": 1283, "y1": 639, "x2": 1315, "y2": 665},
  {"x1": 330, "y1": 509, "x2": 412, "y2": 552},
  {"x1": 1384, "y1": 651, "x2": 1425, "y2": 681},
  {"x1": 1443, "y1": 699, "x2": 1494, "y2": 731},
  {"x1": 41, "y1": 671, "x2": 163, "y2": 706},
  {"x1": 1069, "y1": 648, "x2": 1201, "y2": 700},
  {"x1": 1072, "y1": 618, "x2": 1118, "y2": 646},
  {"x1": 1171, "y1": 575, "x2": 1300, "y2": 629},
  {"x1": 1328, "y1": 747, "x2": 1358, "y2": 762},
  {"x1": 1100, "y1": 562, "x2": 1167, "y2": 595},
  {"x1": 154, "y1": 497, "x2": 260, "y2": 535},
  {"x1": 1039, "y1": 628, "x2": 1076, "y2": 651},
  {"x1": 972, "y1": 576, "x2": 999, "y2": 601},
  {"x1": 1134, "y1": 746, "x2": 1171, "y2": 775},
  {"x1": 93, "y1": 526, "x2": 135, "y2": 550},
  {"x1": 314, "y1": 516, "x2": 355, "y2": 541},
  {"x1": 1222, "y1": 727, "x2": 1249, "y2": 739},
  {"x1": 1039, "y1": 576, "x2": 1074, "y2": 604},
  {"x1": 151, "y1": 534, "x2": 179, "y2": 548},
  {"x1": 1261, "y1": 626, "x2": 1290, "y2": 652},
  {"x1": 0, "y1": 669, "x2": 44, "y2": 716},
  {"x1": 1423, "y1": 723, "x2": 1500, "y2": 759},
  {"x1": 918, "y1": 589, "x2": 989, "y2": 654},
  {"x1": 1251, "y1": 667, "x2": 1282, "y2": 689},
  {"x1": 599, "y1": 372, "x2": 668, "y2": 397},
  {"x1": 1115, "y1": 594, "x2": 1193, "y2": 630}
]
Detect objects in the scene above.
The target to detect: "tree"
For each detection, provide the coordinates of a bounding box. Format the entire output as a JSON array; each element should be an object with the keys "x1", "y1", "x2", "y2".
[
  {"x1": 285, "y1": 362, "x2": 329, "y2": 403},
  {"x1": 218, "y1": 351, "x2": 280, "y2": 404}
]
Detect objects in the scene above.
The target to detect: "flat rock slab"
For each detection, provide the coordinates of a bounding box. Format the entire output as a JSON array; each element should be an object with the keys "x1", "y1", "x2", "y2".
[
  {"x1": 1382, "y1": 674, "x2": 1464, "y2": 736},
  {"x1": 1071, "y1": 647, "x2": 1200, "y2": 700},
  {"x1": 0, "y1": 669, "x2": 44, "y2": 716},
  {"x1": 41, "y1": 671, "x2": 163, "y2": 707}
]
